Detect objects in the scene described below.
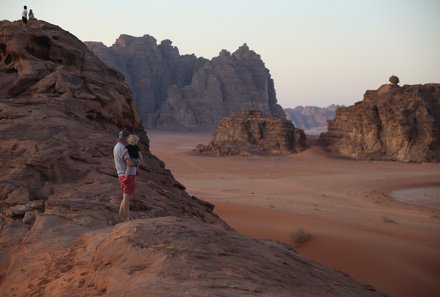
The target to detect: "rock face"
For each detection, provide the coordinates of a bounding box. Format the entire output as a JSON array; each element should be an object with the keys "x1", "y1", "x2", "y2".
[
  {"x1": 86, "y1": 38, "x2": 285, "y2": 130},
  {"x1": 0, "y1": 20, "x2": 386, "y2": 297},
  {"x1": 285, "y1": 104, "x2": 340, "y2": 134},
  {"x1": 320, "y1": 81, "x2": 440, "y2": 162},
  {"x1": 197, "y1": 110, "x2": 306, "y2": 156}
]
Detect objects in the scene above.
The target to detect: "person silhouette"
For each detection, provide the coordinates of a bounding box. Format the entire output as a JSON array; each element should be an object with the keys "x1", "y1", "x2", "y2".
[
  {"x1": 22, "y1": 6, "x2": 28, "y2": 25},
  {"x1": 28, "y1": 9, "x2": 35, "y2": 20}
]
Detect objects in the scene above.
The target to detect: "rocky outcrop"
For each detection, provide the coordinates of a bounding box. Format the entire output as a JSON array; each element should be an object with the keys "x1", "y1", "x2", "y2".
[
  {"x1": 86, "y1": 38, "x2": 285, "y2": 131},
  {"x1": 197, "y1": 110, "x2": 306, "y2": 156},
  {"x1": 320, "y1": 78, "x2": 440, "y2": 162},
  {"x1": 285, "y1": 104, "x2": 340, "y2": 134},
  {"x1": 0, "y1": 20, "x2": 386, "y2": 296}
]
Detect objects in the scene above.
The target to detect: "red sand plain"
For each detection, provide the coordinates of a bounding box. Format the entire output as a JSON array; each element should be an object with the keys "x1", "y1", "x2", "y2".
[{"x1": 148, "y1": 131, "x2": 440, "y2": 297}]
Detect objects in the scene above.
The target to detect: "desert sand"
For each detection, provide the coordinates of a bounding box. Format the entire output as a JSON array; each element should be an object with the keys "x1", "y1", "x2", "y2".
[{"x1": 148, "y1": 131, "x2": 440, "y2": 297}]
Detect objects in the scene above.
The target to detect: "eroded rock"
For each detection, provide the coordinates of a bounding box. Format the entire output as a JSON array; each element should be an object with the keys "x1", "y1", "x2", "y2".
[
  {"x1": 320, "y1": 80, "x2": 440, "y2": 162},
  {"x1": 198, "y1": 110, "x2": 306, "y2": 156},
  {"x1": 86, "y1": 38, "x2": 285, "y2": 130}
]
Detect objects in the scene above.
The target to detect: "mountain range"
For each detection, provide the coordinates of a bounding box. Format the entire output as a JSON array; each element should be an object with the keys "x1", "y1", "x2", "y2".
[
  {"x1": 86, "y1": 37, "x2": 285, "y2": 131},
  {"x1": 284, "y1": 104, "x2": 340, "y2": 134}
]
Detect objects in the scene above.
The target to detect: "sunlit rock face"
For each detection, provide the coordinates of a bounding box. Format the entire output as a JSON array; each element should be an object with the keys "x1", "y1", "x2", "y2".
[
  {"x1": 196, "y1": 110, "x2": 306, "y2": 156},
  {"x1": 320, "y1": 79, "x2": 440, "y2": 162}
]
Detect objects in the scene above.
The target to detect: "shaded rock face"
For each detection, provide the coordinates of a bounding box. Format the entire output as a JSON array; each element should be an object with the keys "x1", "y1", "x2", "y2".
[
  {"x1": 198, "y1": 110, "x2": 306, "y2": 156},
  {"x1": 320, "y1": 83, "x2": 440, "y2": 162},
  {"x1": 285, "y1": 104, "x2": 340, "y2": 134},
  {"x1": 0, "y1": 20, "x2": 386, "y2": 297},
  {"x1": 86, "y1": 38, "x2": 285, "y2": 130}
]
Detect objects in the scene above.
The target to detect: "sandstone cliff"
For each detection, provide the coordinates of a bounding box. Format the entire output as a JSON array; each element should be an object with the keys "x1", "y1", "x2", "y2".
[
  {"x1": 0, "y1": 20, "x2": 386, "y2": 296},
  {"x1": 320, "y1": 79, "x2": 440, "y2": 162},
  {"x1": 196, "y1": 110, "x2": 306, "y2": 156},
  {"x1": 86, "y1": 38, "x2": 285, "y2": 131},
  {"x1": 285, "y1": 104, "x2": 340, "y2": 134}
]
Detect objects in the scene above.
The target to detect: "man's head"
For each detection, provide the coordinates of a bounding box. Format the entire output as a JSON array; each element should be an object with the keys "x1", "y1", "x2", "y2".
[{"x1": 118, "y1": 129, "x2": 130, "y2": 143}]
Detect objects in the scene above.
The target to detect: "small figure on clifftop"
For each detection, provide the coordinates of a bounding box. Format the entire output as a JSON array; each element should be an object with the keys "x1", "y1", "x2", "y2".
[
  {"x1": 389, "y1": 75, "x2": 399, "y2": 86},
  {"x1": 28, "y1": 9, "x2": 35, "y2": 20},
  {"x1": 22, "y1": 6, "x2": 28, "y2": 25}
]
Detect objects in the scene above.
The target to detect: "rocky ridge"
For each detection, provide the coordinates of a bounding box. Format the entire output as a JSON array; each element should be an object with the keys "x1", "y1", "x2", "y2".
[
  {"x1": 320, "y1": 78, "x2": 440, "y2": 162},
  {"x1": 285, "y1": 104, "x2": 340, "y2": 134},
  {"x1": 86, "y1": 37, "x2": 285, "y2": 131},
  {"x1": 196, "y1": 110, "x2": 306, "y2": 156},
  {"x1": 0, "y1": 20, "x2": 386, "y2": 296}
]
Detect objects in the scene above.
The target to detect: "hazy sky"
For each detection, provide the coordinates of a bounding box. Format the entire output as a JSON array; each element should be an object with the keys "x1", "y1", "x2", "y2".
[{"x1": 2, "y1": 0, "x2": 439, "y2": 108}]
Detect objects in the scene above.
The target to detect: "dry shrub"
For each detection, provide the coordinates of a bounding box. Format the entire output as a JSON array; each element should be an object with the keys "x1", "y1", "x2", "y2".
[
  {"x1": 381, "y1": 216, "x2": 397, "y2": 224},
  {"x1": 290, "y1": 228, "x2": 312, "y2": 247}
]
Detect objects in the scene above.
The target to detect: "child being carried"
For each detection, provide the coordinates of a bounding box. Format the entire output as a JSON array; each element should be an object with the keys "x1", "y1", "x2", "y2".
[{"x1": 123, "y1": 134, "x2": 143, "y2": 177}]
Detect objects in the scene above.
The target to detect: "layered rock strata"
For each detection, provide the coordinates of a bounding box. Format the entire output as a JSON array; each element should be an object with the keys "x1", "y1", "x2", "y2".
[
  {"x1": 320, "y1": 79, "x2": 440, "y2": 162},
  {"x1": 86, "y1": 38, "x2": 285, "y2": 130},
  {"x1": 197, "y1": 110, "x2": 306, "y2": 156}
]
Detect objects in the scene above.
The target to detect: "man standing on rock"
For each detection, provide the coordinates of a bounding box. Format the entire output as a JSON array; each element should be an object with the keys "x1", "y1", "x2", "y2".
[
  {"x1": 22, "y1": 6, "x2": 28, "y2": 25},
  {"x1": 113, "y1": 129, "x2": 138, "y2": 221}
]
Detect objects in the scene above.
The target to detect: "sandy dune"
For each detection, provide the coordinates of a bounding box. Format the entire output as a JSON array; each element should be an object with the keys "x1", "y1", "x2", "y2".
[{"x1": 148, "y1": 131, "x2": 440, "y2": 297}]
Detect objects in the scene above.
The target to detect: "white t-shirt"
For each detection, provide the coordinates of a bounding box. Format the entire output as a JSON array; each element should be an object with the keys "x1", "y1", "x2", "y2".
[
  {"x1": 22, "y1": 9, "x2": 28, "y2": 18},
  {"x1": 113, "y1": 142, "x2": 136, "y2": 176}
]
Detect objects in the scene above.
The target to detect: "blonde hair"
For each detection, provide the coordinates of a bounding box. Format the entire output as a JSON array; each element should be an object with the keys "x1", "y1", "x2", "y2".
[{"x1": 127, "y1": 134, "x2": 139, "y2": 145}]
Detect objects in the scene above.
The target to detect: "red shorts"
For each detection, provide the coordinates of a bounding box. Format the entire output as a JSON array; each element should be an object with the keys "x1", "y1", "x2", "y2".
[{"x1": 118, "y1": 175, "x2": 136, "y2": 195}]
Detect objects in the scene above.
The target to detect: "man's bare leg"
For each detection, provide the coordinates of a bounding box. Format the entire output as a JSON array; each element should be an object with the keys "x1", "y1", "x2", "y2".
[{"x1": 119, "y1": 193, "x2": 130, "y2": 221}]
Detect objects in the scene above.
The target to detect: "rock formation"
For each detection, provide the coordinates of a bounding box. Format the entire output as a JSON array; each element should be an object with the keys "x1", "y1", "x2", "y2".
[
  {"x1": 320, "y1": 78, "x2": 440, "y2": 162},
  {"x1": 0, "y1": 20, "x2": 386, "y2": 296},
  {"x1": 389, "y1": 75, "x2": 399, "y2": 85},
  {"x1": 86, "y1": 38, "x2": 285, "y2": 131},
  {"x1": 285, "y1": 104, "x2": 340, "y2": 134},
  {"x1": 196, "y1": 110, "x2": 306, "y2": 156}
]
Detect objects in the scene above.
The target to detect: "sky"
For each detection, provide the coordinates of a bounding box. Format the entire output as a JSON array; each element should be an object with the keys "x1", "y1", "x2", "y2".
[{"x1": 2, "y1": 0, "x2": 440, "y2": 108}]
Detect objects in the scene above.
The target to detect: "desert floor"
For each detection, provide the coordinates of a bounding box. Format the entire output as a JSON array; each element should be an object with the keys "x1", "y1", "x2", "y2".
[{"x1": 148, "y1": 131, "x2": 440, "y2": 297}]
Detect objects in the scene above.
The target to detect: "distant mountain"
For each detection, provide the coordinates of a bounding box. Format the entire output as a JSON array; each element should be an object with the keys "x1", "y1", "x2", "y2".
[
  {"x1": 86, "y1": 37, "x2": 285, "y2": 130},
  {"x1": 284, "y1": 105, "x2": 341, "y2": 134}
]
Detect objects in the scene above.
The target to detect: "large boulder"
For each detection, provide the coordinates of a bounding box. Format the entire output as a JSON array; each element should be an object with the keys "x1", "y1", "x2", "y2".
[
  {"x1": 0, "y1": 20, "x2": 386, "y2": 297},
  {"x1": 320, "y1": 78, "x2": 440, "y2": 162},
  {"x1": 86, "y1": 38, "x2": 285, "y2": 130},
  {"x1": 197, "y1": 110, "x2": 306, "y2": 156}
]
